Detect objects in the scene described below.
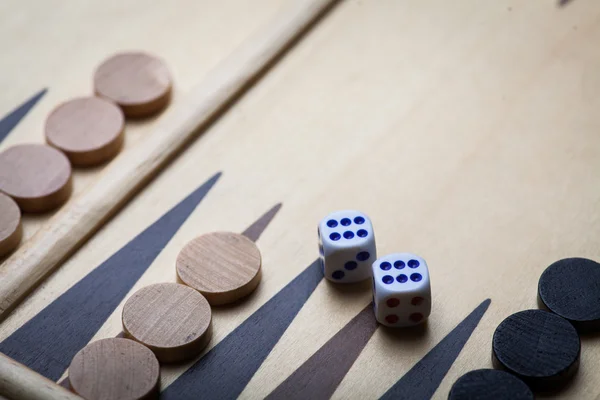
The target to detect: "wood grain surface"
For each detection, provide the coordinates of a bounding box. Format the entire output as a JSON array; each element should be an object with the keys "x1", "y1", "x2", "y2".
[
  {"x1": 68, "y1": 338, "x2": 159, "y2": 400},
  {"x1": 379, "y1": 300, "x2": 491, "y2": 400},
  {"x1": 122, "y1": 283, "x2": 212, "y2": 363},
  {"x1": 1, "y1": 0, "x2": 600, "y2": 399},
  {"x1": 242, "y1": 203, "x2": 283, "y2": 242},
  {"x1": 0, "y1": 353, "x2": 82, "y2": 400},
  {"x1": 0, "y1": 144, "x2": 72, "y2": 212},
  {"x1": 266, "y1": 303, "x2": 378, "y2": 399},
  {"x1": 176, "y1": 231, "x2": 262, "y2": 305},
  {"x1": 162, "y1": 260, "x2": 324, "y2": 400},
  {"x1": 0, "y1": 173, "x2": 220, "y2": 381},
  {"x1": 0, "y1": 0, "x2": 338, "y2": 324},
  {"x1": 93, "y1": 53, "x2": 172, "y2": 118},
  {"x1": 0, "y1": 90, "x2": 47, "y2": 145},
  {"x1": 45, "y1": 97, "x2": 125, "y2": 166},
  {"x1": 0, "y1": 193, "x2": 21, "y2": 258}
]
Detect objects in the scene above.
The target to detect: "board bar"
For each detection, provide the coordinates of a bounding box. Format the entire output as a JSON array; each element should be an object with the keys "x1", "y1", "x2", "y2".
[
  {"x1": 0, "y1": 353, "x2": 82, "y2": 400},
  {"x1": 0, "y1": 0, "x2": 339, "y2": 321}
]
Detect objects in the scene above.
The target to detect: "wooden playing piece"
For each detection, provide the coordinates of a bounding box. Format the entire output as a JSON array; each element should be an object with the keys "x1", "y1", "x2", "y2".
[
  {"x1": 538, "y1": 257, "x2": 600, "y2": 333},
  {"x1": 68, "y1": 338, "x2": 159, "y2": 400},
  {"x1": 492, "y1": 309, "x2": 580, "y2": 391},
  {"x1": 0, "y1": 144, "x2": 72, "y2": 213},
  {"x1": 0, "y1": 0, "x2": 337, "y2": 322},
  {"x1": 94, "y1": 52, "x2": 172, "y2": 118},
  {"x1": 0, "y1": 193, "x2": 22, "y2": 257},
  {"x1": 122, "y1": 283, "x2": 212, "y2": 363},
  {"x1": 45, "y1": 97, "x2": 125, "y2": 166},
  {"x1": 176, "y1": 231, "x2": 262, "y2": 305},
  {"x1": 448, "y1": 369, "x2": 534, "y2": 400}
]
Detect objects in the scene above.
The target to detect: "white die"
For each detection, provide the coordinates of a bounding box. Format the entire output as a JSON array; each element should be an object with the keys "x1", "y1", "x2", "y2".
[
  {"x1": 372, "y1": 253, "x2": 431, "y2": 327},
  {"x1": 318, "y1": 210, "x2": 376, "y2": 283}
]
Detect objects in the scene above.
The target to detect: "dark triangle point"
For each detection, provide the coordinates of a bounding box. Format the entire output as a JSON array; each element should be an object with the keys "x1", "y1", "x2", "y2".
[
  {"x1": 266, "y1": 303, "x2": 378, "y2": 400},
  {"x1": 242, "y1": 203, "x2": 283, "y2": 242},
  {"x1": 162, "y1": 259, "x2": 324, "y2": 400},
  {"x1": 0, "y1": 172, "x2": 221, "y2": 381},
  {"x1": 380, "y1": 299, "x2": 491, "y2": 400},
  {"x1": 0, "y1": 88, "x2": 48, "y2": 143}
]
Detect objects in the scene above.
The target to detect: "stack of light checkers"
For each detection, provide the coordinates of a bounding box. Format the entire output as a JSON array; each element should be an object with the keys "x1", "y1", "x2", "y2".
[
  {"x1": 448, "y1": 257, "x2": 600, "y2": 399},
  {"x1": 67, "y1": 231, "x2": 262, "y2": 400},
  {"x1": 0, "y1": 52, "x2": 172, "y2": 258}
]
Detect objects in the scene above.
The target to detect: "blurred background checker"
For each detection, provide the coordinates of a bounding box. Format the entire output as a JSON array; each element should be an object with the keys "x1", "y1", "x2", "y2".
[
  {"x1": 45, "y1": 97, "x2": 125, "y2": 166},
  {"x1": 122, "y1": 283, "x2": 212, "y2": 363},
  {"x1": 0, "y1": 193, "x2": 22, "y2": 257},
  {"x1": 538, "y1": 257, "x2": 600, "y2": 333},
  {"x1": 0, "y1": 144, "x2": 72, "y2": 212},
  {"x1": 68, "y1": 338, "x2": 160, "y2": 400},
  {"x1": 93, "y1": 52, "x2": 172, "y2": 118},
  {"x1": 448, "y1": 369, "x2": 534, "y2": 400},
  {"x1": 176, "y1": 231, "x2": 262, "y2": 305}
]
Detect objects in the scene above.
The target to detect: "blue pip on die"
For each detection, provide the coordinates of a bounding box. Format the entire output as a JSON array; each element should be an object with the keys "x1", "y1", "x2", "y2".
[{"x1": 318, "y1": 210, "x2": 376, "y2": 283}]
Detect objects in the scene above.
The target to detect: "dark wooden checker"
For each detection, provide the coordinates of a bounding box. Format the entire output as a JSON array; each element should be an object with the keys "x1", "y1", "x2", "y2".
[{"x1": 1, "y1": 1, "x2": 600, "y2": 399}]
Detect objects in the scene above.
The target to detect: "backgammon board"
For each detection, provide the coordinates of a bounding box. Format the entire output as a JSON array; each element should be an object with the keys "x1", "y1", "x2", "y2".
[{"x1": 0, "y1": 1, "x2": 599, "y2": 399}]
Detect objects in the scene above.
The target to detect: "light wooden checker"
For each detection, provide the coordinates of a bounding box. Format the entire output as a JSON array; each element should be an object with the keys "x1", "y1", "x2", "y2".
[
  {"x1": 0, "y1": 193, "x2": 21, "y2": 258},
  {"x1": 1, "y1": 1, "x2": 600, "y2": 399},
  {"x1": 122, "y1": 283, "x2": 212, "y2": 363},
  {"x1": 45, "y1": 97, "x2": 125, "y2": 166},
  {"x1": 94, "y1": 52, "x2": 172, "y2": 118},
  {"x1": 176, "y1": 231, "x2": 262, "y2": 305},
  {"x1": 0, "y1": 144, "x2": 72, "y2": 212},
  {"x1": 68, "y1": 338, "x2": 160, "y2": 400}
]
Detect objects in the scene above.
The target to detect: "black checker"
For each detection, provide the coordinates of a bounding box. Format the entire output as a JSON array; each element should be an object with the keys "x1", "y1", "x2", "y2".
[
  {"x1": 538, "y1": 257, "x2": 600, "y2": 332},
  {"x1": 448, "y1": 369, "x2": 533, "y2": 400},
  {"x1": 492, "y1": 309, "x2": 580, "y2": 391}
]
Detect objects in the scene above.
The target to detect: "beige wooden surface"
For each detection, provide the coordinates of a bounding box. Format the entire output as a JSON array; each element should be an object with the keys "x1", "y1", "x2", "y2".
[
  {"x1": 0, "y1": 0, "x2": 336, "y2": 323},
  {"x1": 1, "y1": 0, "x2": 600, "y2": 399}
]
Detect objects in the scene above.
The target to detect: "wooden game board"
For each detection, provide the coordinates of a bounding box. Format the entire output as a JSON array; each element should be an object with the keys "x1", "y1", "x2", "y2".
[{"x1": 1, "y1": 0, "x2": 599, "y2": 398}]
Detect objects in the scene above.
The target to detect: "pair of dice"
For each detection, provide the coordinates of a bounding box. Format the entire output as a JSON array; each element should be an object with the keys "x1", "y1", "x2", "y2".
[{"x1": 318, "y1": 210, "x2": 431, "y2": 327}]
